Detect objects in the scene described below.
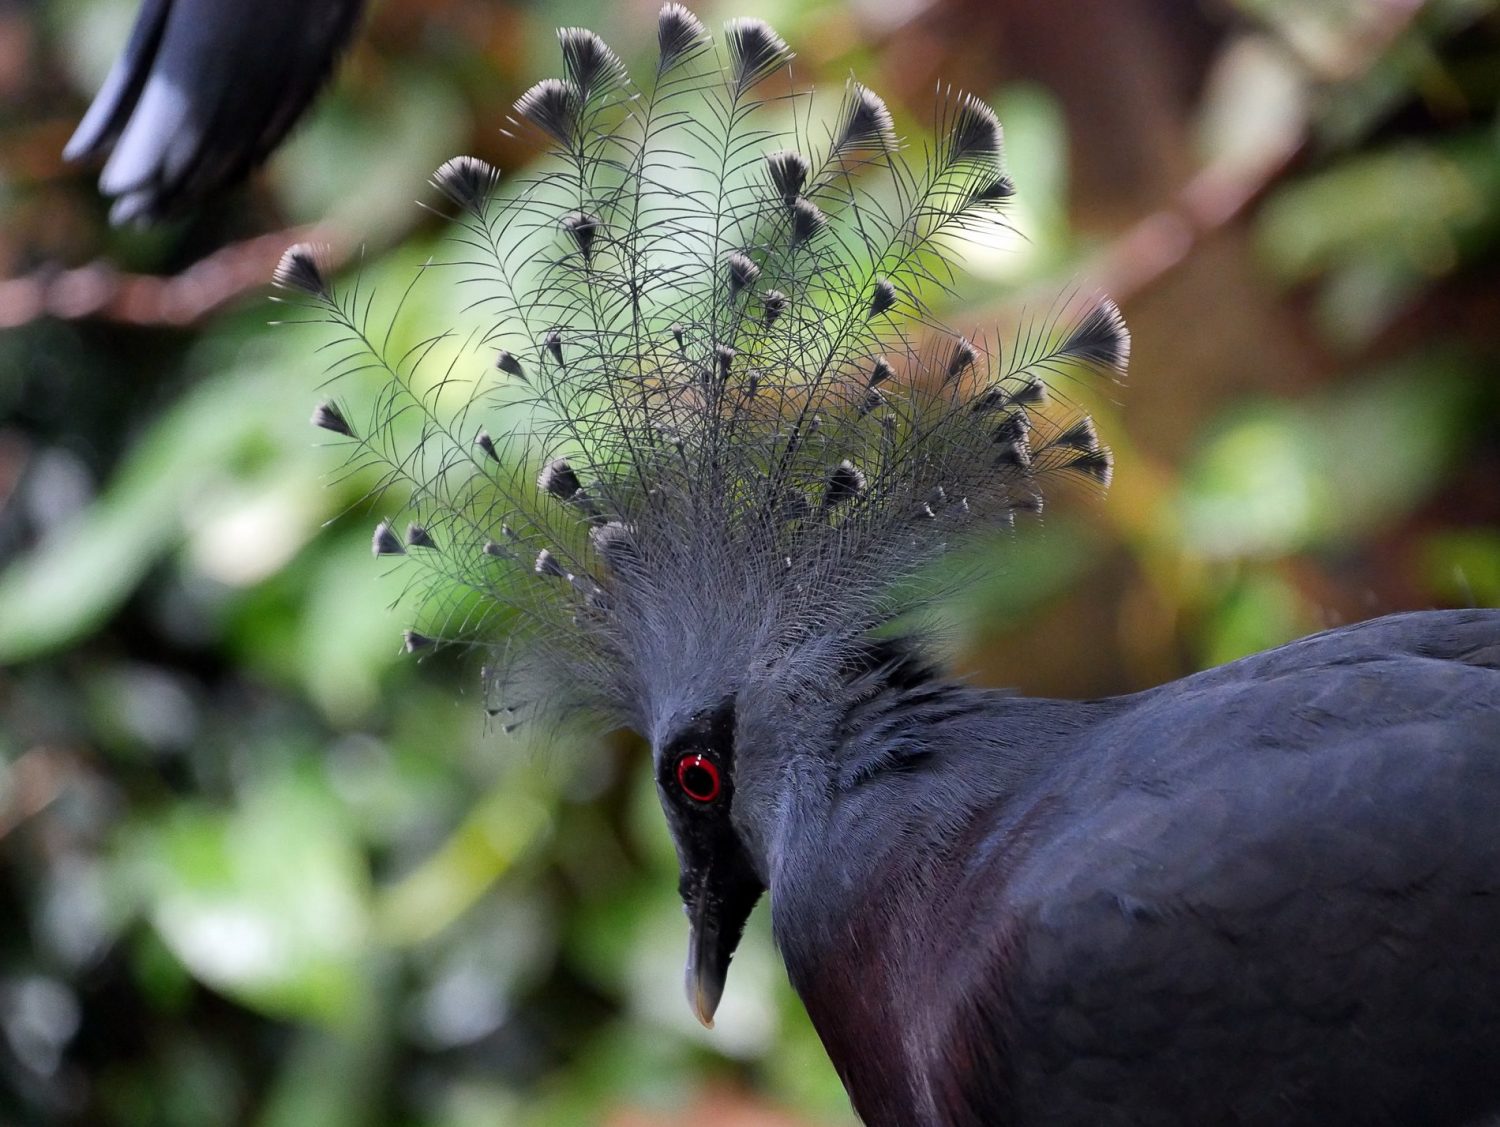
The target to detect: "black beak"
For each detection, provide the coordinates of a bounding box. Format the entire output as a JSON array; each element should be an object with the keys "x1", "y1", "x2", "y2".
[{"x1": 681, "y1": 857, "x2": 763, "y2": 1028}]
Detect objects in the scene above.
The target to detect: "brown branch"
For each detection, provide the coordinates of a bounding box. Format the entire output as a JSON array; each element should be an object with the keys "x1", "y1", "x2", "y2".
[
  {"x1": 0, "y1": 225, "x2": 343, "y2": 329},
  {"x1": 0, "y1": 744, "x2": 82, "y2": 842},
  {"x1": 1081, "y1": 133, "x2": 1306, "y2": 307}
]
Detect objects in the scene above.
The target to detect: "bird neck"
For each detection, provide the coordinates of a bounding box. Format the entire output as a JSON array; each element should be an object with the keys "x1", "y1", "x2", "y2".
[
  {"x1": 743, "y1": 667, "x2": 1103, "y2": 1123},
  {"x1": 738, "y1": 646, "x2": 1061, "y2": 877}
]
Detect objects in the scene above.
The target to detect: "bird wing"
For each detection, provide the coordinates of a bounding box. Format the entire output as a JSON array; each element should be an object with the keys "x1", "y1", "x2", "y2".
[
  {"x1": 984, "y1": 610, "x2": 1500, "y2": 1125},
  {"x1": 1165, "y1": 605, "x2": 1500, "y2": 689},
  {"x1": 65, "y1": 0, "x2": 364, "y2": 223}
]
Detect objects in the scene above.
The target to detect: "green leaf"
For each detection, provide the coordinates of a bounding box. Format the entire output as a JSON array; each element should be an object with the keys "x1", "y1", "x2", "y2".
[
  {"x1": 128, "y1": 773, "x2": 371, "y2": 1025},
  {"x1": 0, "y1": 331, "x2": 321, "y2": 663},
  {"x1": 1180, "y1": 351, "x2": 1479, "y2": 558},
  {"x1": 1199, "y1": 569, "x2": 1312, "y2": 667},
  {"x1": 270, "y1": 66, "x2": 468, "y2": 237},
  {"x1": 1422, "y1": 528, "x2": 1500, "y2": 608}
]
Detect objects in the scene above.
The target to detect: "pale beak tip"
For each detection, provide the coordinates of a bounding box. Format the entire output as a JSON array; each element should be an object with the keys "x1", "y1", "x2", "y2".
[{"x1": 685, "y1": 957, "x2": 720, "y2": 1028}]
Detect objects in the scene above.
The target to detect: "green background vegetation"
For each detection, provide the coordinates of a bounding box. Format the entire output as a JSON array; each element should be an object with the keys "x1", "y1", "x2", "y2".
[{"x1": 2, "y1": 0, "x2": 1498, "y2": 1122}]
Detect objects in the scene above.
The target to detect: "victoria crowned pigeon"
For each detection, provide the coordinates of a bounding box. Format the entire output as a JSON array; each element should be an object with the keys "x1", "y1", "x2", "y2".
[{"x1": 276, "y1": 10, "x2": 1500, "y2": 1124}]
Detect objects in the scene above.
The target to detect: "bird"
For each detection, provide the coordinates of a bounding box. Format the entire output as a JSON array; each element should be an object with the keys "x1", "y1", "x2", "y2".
[
  {"x1": 274, "y1": 8, "x2": 1500, "y2": 1124},
  {"x1": 64, "y1": 0, "x2": 365, "y2": 224}
]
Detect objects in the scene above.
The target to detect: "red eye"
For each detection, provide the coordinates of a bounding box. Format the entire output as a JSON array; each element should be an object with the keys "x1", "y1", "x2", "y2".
[{"x1": 675, "y1": 754, "x2": 721, "y2": 803}]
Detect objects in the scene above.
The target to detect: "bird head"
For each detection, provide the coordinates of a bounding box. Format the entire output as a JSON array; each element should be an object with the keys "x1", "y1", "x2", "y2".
[
  {"x1": 279, "y1": 4, "x2": 1127, "y2": 1028},
  {"x1": 651, "y1": 695, "x2": 762, "y2": 1027}
]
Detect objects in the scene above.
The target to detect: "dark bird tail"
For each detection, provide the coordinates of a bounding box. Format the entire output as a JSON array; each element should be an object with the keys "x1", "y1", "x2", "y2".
[{"x1": 66, "y1": 0, "x2": 364, "y2": 224}]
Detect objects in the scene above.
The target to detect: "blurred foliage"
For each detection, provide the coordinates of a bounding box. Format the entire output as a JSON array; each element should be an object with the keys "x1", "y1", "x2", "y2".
[{"x1": 1, "y1": 0, "x2": 1498, "y2": 1123}]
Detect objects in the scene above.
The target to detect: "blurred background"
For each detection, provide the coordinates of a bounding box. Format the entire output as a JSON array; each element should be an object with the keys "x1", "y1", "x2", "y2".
[{"x1": 2, "y1": 0, "x2": 1498, "y2": 1123}]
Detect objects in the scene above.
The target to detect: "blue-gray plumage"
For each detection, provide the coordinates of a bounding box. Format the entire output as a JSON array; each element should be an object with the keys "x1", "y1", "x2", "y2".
[
  {"x1": 275, "y1": 9, "x2": 1500, "y2": 1123},
  {"x1": 756, "y1": 610, "x2": 1500, "y2": 1125},
  {"x1": 65, "y1": 0, "x2": 364, "y2": 223}
]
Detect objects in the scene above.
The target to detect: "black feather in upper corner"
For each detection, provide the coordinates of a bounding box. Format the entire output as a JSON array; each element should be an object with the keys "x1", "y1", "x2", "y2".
[{"x1": 65, "y1": 0, "x2": 366, "y2": 225}]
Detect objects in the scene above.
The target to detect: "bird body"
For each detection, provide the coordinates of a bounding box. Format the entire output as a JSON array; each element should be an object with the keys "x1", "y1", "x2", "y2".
[
  {"x1": 274, "y1": 10, "x2": 1500, "y2": 1123},
  {"x1": 765, "y1": 609, "x2": 1500, "y2": 1125}
]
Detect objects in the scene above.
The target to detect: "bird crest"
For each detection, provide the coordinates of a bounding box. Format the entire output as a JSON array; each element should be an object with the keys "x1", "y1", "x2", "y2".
[{"x1": 275, "y1": 4, "x2": 1128, "y2": 740}]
